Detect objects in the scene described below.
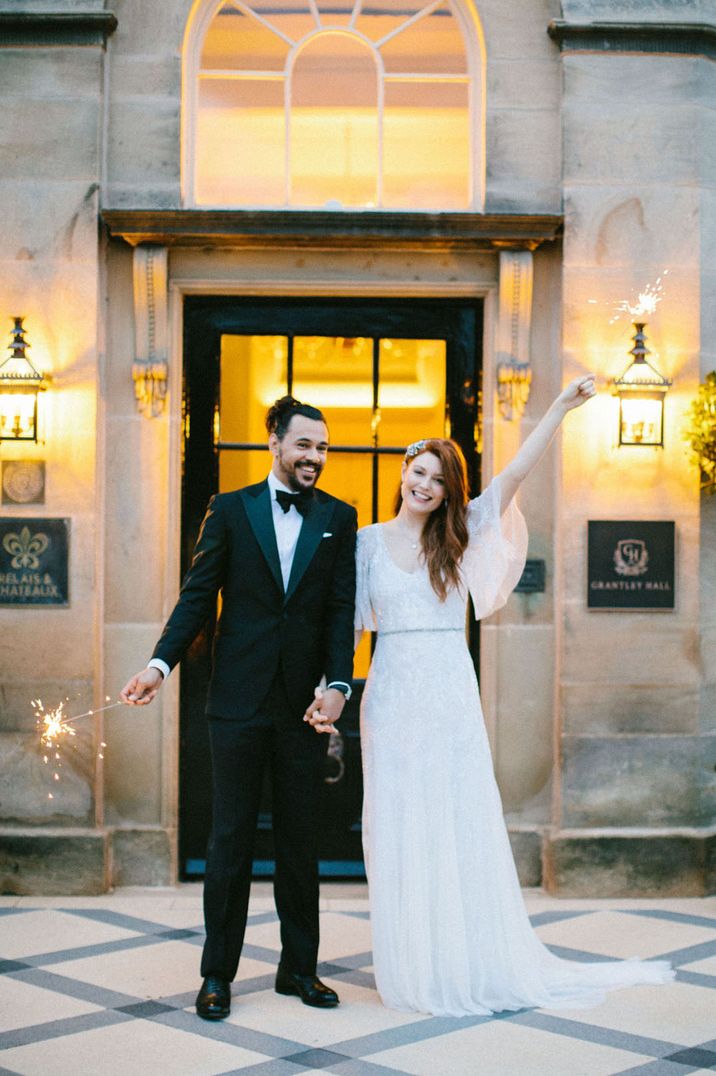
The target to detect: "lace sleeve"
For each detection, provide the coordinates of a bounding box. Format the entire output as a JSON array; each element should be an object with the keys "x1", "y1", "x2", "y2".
[
  {"x1": 355, "y1": 526, "x2": 377, "y2": 632},
  {"x1": 462, "y1": 475, "x2": 528, "y2": 621}
]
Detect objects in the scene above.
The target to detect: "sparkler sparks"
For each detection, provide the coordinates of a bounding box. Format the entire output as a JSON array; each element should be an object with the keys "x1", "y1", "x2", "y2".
[
  {"x1": 32, "y1": 695, "x2": 118, "y2": 800},
  {"x1": 31, "y1": 699, "x2": 75, "y2": 798},
  {"x1": 588, "y1": 271, "x2": 669, "y2": 324},
  {"x1": 32, "y1": 699, "x2": 77, "y2": 749}
]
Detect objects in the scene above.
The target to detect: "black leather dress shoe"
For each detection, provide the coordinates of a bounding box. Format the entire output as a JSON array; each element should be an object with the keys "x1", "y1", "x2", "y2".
[
  {"x1": 275, "y1": 968, "x2": 339, "y2": 1007},
  {"x1": 196, "y1": 975, "x2": 231, "y2": 1019}
]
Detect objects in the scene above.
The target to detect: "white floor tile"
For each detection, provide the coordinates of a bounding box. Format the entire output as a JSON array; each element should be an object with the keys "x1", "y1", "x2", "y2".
[
  {"x1": 546, "y1": 979, "x2": 716, "y2": 1048},
  {"x1": 224, "y1": 978, "x2": 422, "y2": 1048},
  {"x1": 534, "y1": 908, "x2": 714, "y2": 959},
  {"x1": 0, "y1": 908, "x2": 140, "y2": 959},
  {"x1": 243, "y1": 911, "x2": 372, "y2": 962},
  {"x1": 682, "y1": 953, "x2": 716, "y2": 975},
  {"x1": 41, "y1": 939, "x2": 211, "y2": 999},
  {"x1": 0, "y1": 977, "x2": 103, "y2": 1033},
  {"x1": 1, "y1": 1015, "x2": 268, "y2": 1075},
  {"x1": 369, "y1": 1018, "x2": 655, "y2": 1076},
  {"x1": 314, "y1": 912, "x2": 373, "y2": 959}
]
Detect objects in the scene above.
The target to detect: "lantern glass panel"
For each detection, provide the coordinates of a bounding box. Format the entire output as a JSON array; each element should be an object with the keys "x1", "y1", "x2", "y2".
[
  {"x1": 619, "y1": 394, "x2": 663, "y2": 446},
  {"x1": 0, "y1": 391, "x2": 37, "y2": 440}
]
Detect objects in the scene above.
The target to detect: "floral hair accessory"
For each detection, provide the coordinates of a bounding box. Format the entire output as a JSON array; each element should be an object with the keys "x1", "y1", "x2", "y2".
[{"x1": 405, "y1": 439, "x2": 428, "y2": 459}]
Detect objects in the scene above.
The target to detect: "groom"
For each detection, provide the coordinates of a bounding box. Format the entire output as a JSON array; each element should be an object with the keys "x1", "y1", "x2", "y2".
[{"x1": 120, "y1": 396, "x2": 357, "y2": 1018}]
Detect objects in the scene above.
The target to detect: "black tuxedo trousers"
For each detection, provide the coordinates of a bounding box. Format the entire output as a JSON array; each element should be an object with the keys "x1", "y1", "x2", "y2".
[
  {"x1": 202, "y1": 678, "x2": 329, "y2": 981},
  {"x1": 150, "y1": 481, "x2": 357, "y2": 980}
]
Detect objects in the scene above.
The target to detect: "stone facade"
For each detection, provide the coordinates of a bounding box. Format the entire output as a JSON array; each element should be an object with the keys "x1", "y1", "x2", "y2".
[{"x1": 0, "y1": 0, "x2": 713, "y2": 895}]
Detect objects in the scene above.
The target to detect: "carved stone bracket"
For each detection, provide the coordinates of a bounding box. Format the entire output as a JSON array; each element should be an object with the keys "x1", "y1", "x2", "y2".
[
  {"x1": 496, "y1": 250, "x2": 534, "y2": 421},
  {"x1": 132, "y1": 245, "x2": 169, "y2": 418}
]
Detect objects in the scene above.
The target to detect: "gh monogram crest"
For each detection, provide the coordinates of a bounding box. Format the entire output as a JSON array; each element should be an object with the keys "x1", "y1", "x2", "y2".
[{"x1": 613, "y1": 538, "x2": 649, "y2": 577}]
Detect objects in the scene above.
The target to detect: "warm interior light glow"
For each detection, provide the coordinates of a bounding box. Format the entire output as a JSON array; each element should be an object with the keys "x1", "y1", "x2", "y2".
[
  {"x1": 617, "y1": 357, "x2": 667, "y2": 387},
  {"x1": 192, "y1": 0, "x2": 474, "y2": 208},
  {"x1": 619, "y1": 395, "x2": 664, "y2": 446},
  {"x1": 217, "y1": 334, "x2": 446, "y2": 493},
  {"x1": 259, "y1": 382, "x2": 437, "y2": 408},
  {"x1": 291, "y1": 35, "x2": 379, "y2": 208},
  {"x1": 0, "y1": 392, "x2": 37, "y2": 440}
]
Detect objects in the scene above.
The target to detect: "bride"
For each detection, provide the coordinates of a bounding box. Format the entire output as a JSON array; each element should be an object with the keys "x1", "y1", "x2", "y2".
[{"x1": 309, "y1": 373, "x2": 673, "y2": 1017}]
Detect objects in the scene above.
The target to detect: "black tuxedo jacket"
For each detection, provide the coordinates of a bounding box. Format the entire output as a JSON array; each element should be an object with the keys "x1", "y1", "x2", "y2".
[{"x1": 152, "y1": 480, "x2": 357, "y2": 720}]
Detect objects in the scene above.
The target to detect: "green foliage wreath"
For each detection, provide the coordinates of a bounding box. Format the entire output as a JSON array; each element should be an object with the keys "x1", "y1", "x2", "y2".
[{"x1": 685, "y1": 372, "x2": 716, "y2": 494}]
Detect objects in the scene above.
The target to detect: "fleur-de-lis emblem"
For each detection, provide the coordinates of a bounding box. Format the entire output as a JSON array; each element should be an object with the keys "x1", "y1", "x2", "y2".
[{"x1": 3, "y1": 526, "x2": 49, "y2": 569}]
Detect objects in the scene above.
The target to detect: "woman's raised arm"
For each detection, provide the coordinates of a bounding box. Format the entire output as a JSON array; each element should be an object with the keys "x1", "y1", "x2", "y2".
[{"x1": 496, "y1": 374, "x2": 596, "y2": 512}]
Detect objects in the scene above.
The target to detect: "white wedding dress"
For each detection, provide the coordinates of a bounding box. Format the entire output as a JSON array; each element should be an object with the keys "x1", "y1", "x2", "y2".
[{"x1": 355, "y1": 476, "x2": 674, "y2": 1017}]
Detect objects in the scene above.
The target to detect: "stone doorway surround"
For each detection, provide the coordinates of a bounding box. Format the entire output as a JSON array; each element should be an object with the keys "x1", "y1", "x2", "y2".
[{"x1": 89, "y1": 208, "x2": 564, "y2": 896}]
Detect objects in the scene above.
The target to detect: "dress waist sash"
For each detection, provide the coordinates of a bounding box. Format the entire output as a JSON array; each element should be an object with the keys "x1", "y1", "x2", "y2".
[{"x1": 378, "y1": 627, "x2": 463, "y2": 637}]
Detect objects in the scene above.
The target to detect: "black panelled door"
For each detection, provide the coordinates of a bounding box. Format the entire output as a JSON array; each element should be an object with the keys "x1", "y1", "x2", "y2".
[{"x1": 180, "y1": 297, "x2": 483, "y2": 879}]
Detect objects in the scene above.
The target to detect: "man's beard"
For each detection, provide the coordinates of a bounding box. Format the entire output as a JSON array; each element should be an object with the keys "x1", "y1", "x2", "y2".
[{"x1": 280, "y1": 455, "x2": 323, "y2": 492}]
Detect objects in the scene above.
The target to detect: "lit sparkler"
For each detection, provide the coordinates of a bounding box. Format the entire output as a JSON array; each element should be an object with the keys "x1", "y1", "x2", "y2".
[{"x1": 62, "y1": 700, "x2": 123, "y2": 727}]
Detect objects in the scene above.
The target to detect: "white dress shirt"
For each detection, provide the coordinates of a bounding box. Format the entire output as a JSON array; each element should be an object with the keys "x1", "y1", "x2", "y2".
[{"x1": 267, "y1": 470, "x2": 304, "y2": 590}]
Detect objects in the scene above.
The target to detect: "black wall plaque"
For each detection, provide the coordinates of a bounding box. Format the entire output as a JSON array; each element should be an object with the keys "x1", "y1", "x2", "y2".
[
  {"x1": 0, "y1": 518, "x2": 69, "y2": 606},
  {"x1": 588, "y1": 521, "x2": 675, "y2": 610},
  {"x1": 515, "y1": 558, "x2": 546, "y2": 594}
]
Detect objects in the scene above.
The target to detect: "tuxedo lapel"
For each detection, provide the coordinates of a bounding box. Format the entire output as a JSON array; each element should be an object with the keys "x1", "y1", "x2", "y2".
[
  {"x1": 240, "y1": 482, "x2": 284, "y2": 595},
  {"x1": 285, "y1": 495, "x2": 333, "y2": 603}
]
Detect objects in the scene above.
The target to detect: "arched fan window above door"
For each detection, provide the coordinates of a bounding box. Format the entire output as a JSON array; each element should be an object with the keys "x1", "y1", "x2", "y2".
[{"x1": 184, "y1": 0, "x2": 484, "y2": 210}]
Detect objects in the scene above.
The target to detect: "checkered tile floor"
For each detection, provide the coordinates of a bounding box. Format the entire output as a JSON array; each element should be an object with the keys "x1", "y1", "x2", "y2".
[{"x1": 1, "y1": 885, "x2": 714, "y2": 1075}]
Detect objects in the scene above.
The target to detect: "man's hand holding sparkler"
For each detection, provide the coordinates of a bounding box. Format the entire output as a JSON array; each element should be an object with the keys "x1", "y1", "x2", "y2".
[{"x1": 120, "y1": 667, "x2": 164, "y2": 706}]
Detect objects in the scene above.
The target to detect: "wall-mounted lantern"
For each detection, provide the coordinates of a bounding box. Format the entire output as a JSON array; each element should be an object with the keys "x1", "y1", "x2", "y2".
[
  {"x1": 613, "y1": 322, "x2": 672, "y2": 447},
  {"x1": 0, "y1": 317, "x2": 48, "y2": 442},
  {"x1": 496, "y1": 358, "x2": 532, "y2": 421}
]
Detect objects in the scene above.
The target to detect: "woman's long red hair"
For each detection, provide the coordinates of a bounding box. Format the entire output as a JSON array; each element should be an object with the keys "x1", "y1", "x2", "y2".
[{"x1": 394, "y1": 439, "x2": 469, "y2": 601}]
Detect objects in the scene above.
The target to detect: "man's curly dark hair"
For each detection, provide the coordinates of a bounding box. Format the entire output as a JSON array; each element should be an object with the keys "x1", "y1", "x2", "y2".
[{"x1": 265, "y1": 395, "x2": 327, "y2": 440}]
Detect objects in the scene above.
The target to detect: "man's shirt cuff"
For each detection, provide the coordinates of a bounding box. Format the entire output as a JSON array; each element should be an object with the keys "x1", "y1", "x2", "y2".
[{"x1": 148, "y1": 658, "x2": 171, "y2": 680}]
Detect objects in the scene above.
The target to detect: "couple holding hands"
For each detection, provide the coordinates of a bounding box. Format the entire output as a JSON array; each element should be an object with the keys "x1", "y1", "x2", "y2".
[{"x1": 121, "y1": 384, "x2": 672, "y2": 1020}]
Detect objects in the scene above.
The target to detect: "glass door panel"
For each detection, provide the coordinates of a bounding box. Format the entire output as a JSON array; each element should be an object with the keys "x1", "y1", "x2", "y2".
[
  {"x1": 293, "y1": 336, "x2": 374, "y2": 444},
  {"x1": 377, "y1": 453, "x2": 403, "y2": 525},
  {"x1": 377, "y1": 338, "x2": 446, "y2": 445},
  {"x1": 315, "y1": 454, "x2": 372, "y2": 528},
  {"x1": 353, "y1": 630, "x2": 372, "y2": 680},
  {"x1": 219, "y1": 334, "x2": 287, "y2": 491}
]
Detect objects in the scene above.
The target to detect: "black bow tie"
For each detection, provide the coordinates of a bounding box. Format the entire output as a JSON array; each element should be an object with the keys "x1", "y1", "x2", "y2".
[{"x1": 275, "y1": 488, "x2": 313, "y2": 517}]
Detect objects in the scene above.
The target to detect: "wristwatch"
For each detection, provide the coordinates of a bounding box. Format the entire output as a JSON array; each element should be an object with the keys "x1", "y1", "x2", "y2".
[{"x1": 326, "y1": 681, "x2": 352, "y2": 701}]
